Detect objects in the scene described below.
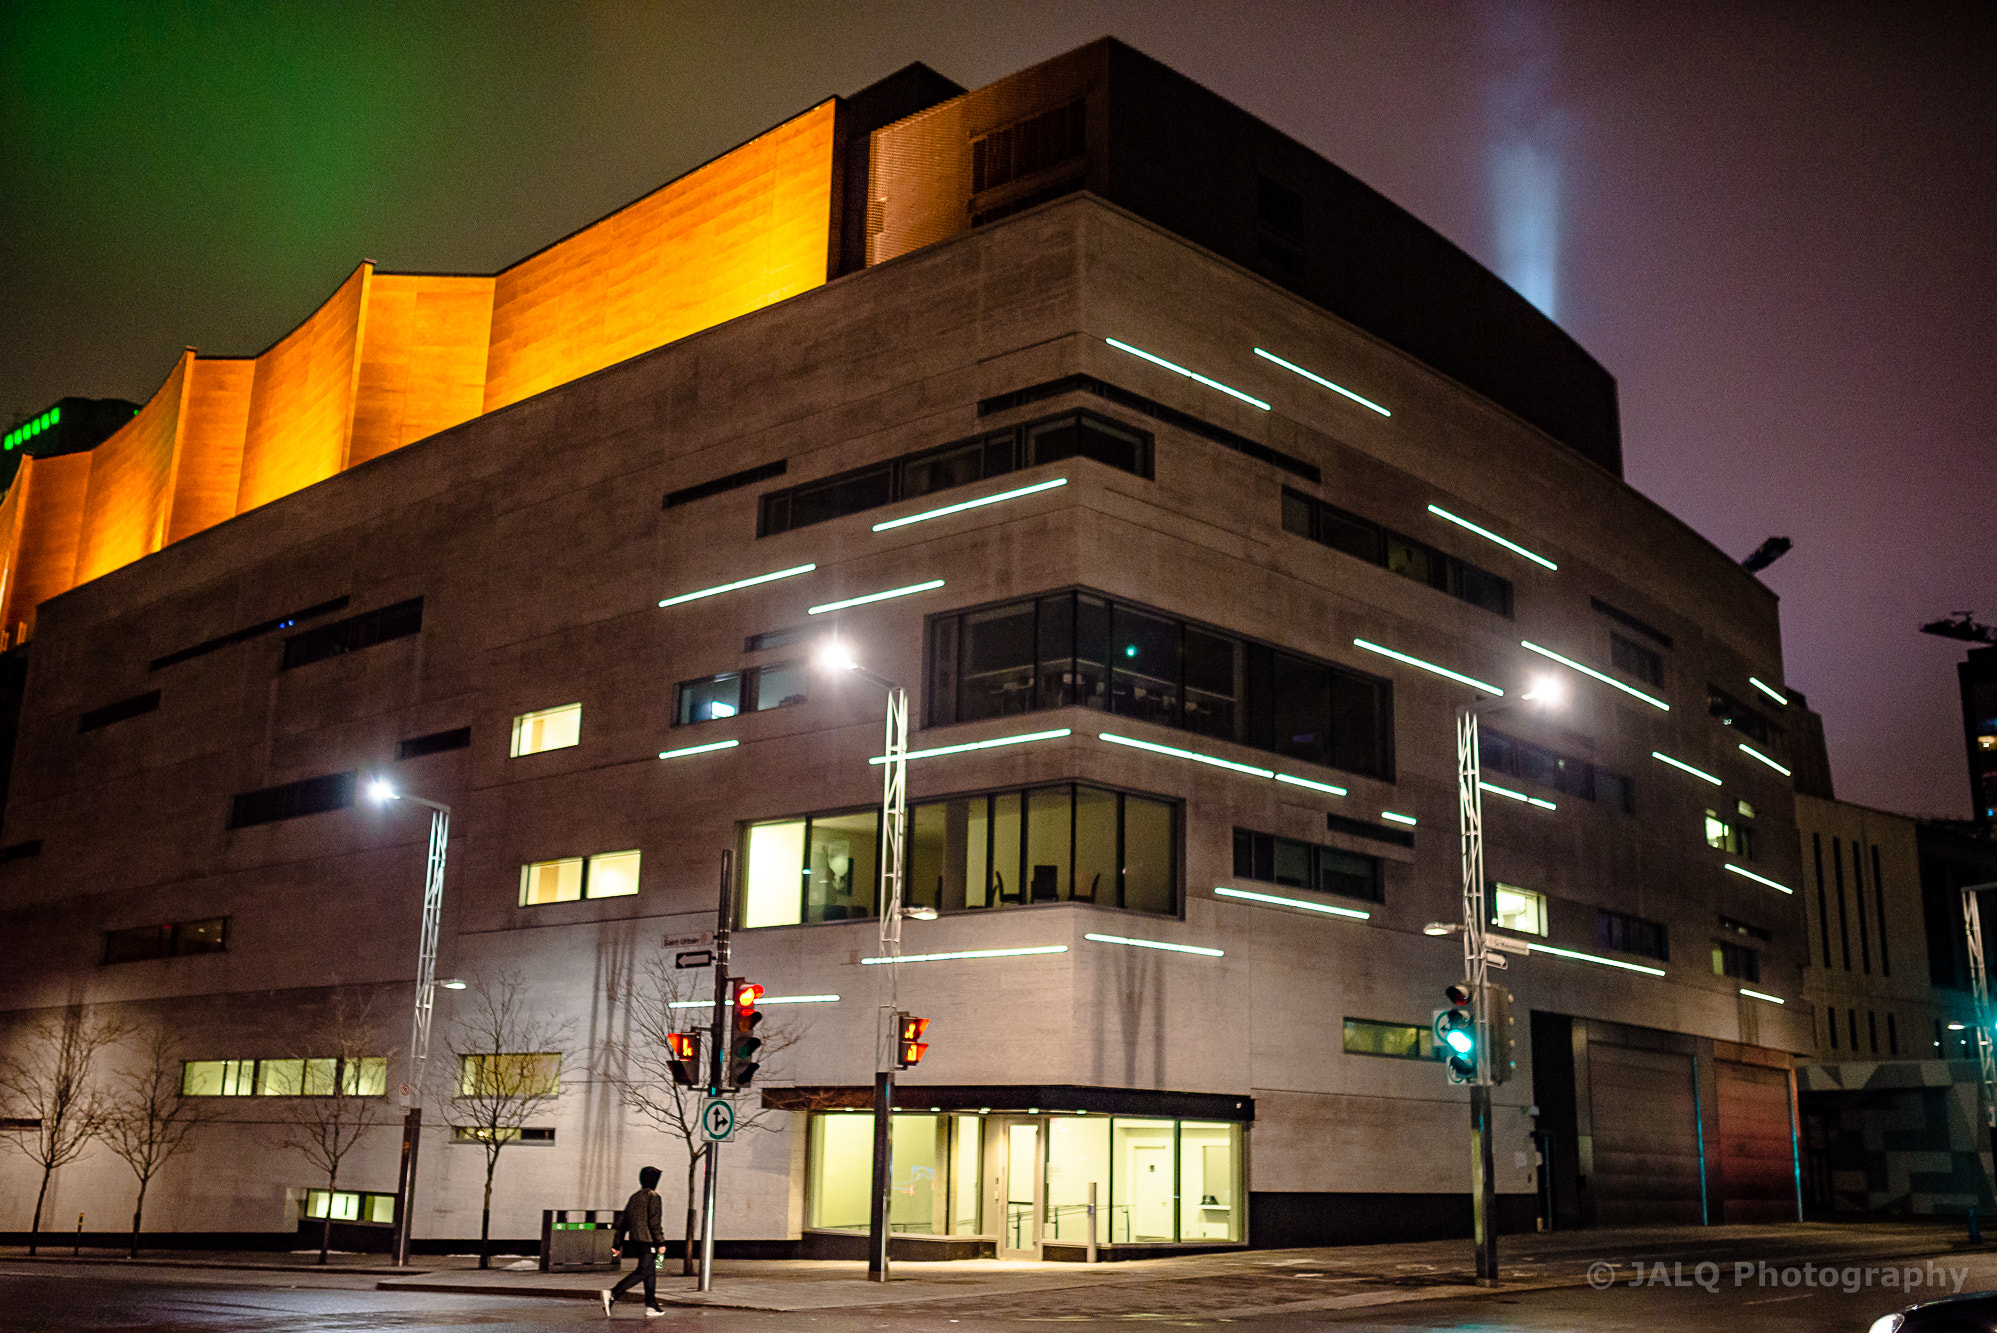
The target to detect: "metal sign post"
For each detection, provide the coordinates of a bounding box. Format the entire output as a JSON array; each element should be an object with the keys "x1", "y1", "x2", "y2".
[{"x1": 697, "y1": 850, "x2": 734, "y2": 1294}]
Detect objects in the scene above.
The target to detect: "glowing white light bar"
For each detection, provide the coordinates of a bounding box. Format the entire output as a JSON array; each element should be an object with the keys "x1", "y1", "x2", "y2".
[
  {"x1": 1521, "y1": 641, "x2": 1670, "y2": 711},
  {"x1": 1738, "y1": 743, "x2": 1793, "y2": 777},
  {"x1": 659, "y1": 563, "x2": 816, "y2": 609},
  {"x1": 1251, "y1": 347, "x2": 1391, "y2": 417},
  {"x1": 1352, "y1": 638, "x2": 1504, "y2": 695},
  {"x1": 1651, "y1": 750, "x2": 1722, "y2": 785},
  {"x1": 1084, "y1": 932, "x2": 1225, "y2": 958},
  {"x1": 871, "y1": 478, "x2": 1068, "y2": 532},
  {"x1": 1105, "y1": 338, "x2": 1270, "y2": 411},
  {"x1": 1748, "y1": 677, "x2": 1789, "y2": 707},
  {"x1": 1099, "y1": 732, "x2": 1275, "y2": 778},
  {"x1": 1273, "y1": 772, "x2": 1349, "y2": 796},
  {"x1": 1479, "y1": 780, "x2": 1557, "y2": 812},
  {"x1": 1380, "y1": 811, "x2": 1418, "y2": 827},
  {"x1": 1425, "y1": 505, "x2": 1558, "y2": 571},
  {"x1": 669, "y1": 994, "x2": 840, "y2": 1009},
  {"x1": 870, "y1": 728, "x2": 1071, "y2": 765},
  {"x1": 658, "y1": 739, "x2": 740, "y2": 760},
  {"x1": 1739, "y1": 988, "x2": 1785, "y2": 1005},
  {"x1": 1215, "y1": 885, "x2": 1370, "y2": 920},
  {"x1": 1724, "y1": 863, "x2": 1794, "y2": 894},
  {"x1": 807, "y1": 579, "x2": 945, "y2": 616},
  {"x1": 1531, "y1": 943, "x2": 1667, "y2": 977},
  {"x1": 861, "y1": 945, "x2": 1068, "y2": 965}
]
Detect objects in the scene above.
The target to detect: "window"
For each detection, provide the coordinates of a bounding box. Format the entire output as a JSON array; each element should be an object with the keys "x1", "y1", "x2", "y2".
[
  {"x1": 398, "y1": 727, "x2": 471, "y2": 760},
  {"x1": 971, "y1": 98, "x2": 1085, "y2": 194},
  {"x1": 1704, "y1": 808, "x2": 1755, "y2": 859},
  {"x1": 1283, "y1": 489, "x2": 1512, "y2": 617},
  {"x1": 663, "y1": 459, "x2": 785, "y2": 509},
  {"x1": 745, "y1": 626, "x2": 812, "y2": 654},
  {"x1": 980, "y1": 376, "x2": 1319, "y2": 482},
  {"x1": 1325, "y1": 812, "x2": 1415, "y2": 850},
  {"x1": 280, "y1": 598, "x2": 422, "y2": 670},
  {"x1": 1342, "y1": 1018, "x2": 1439, "y2": 1061},
  {"x1": 452, "y1": 1126, "x2": 556, "y2": 1144},
  {"x1": 1609, "y1": 634, "x2": 1664, "y2": 688},
  {"x1": 928, "y1": 590, "x2": 1392, "y2": 780},
  {"x1": 1590, "y1": 597, "x2": 1673, "y2": 649},
  {"x1": 1712, "y1": 940, "x2": 1760, "y2": 982},
  {"x1": 1492, "y1": 885, "x2": 1547, "y2": 936},
  {"x1": 758, "y1": 410, "x2": 1151, "y2": 537},
  {"x1": 510, "y1": 704, "x2": 580, "y2": 756},
  {"x1": 1599, "y1": 909, "x2": 1669, "y2": 962},
  {"x1": 104, "y1": 917, "x2": 228, "y2": 964},
  {"x1": 181, "y1": 1055, "x2": 385, "y2": 1097},
  {"x1": 1718, "y1": 914, "x2": 1772, "y2": 943},
  {"x1": 0, "y1": 839, "x2": 40, "y2": 864},
  {"x1": 303, "y1": 1189, "x2": 396, "y2": 1224},
  {"x1": 457, "y1": 1052, "x2": 562, "y2": 1098},
  {"x1": 1233, "y1": 828, "x2": 1382, "y2": 903},
  {"x1": 518, "y1": 850, "x2": 641, "y2": 906},
  {"x1": 1707, "y1": 684, "x2": 1775, "y2": 745},
  {"x1": 79, "y1": 690, "x2": 161, "y2": 733},
  {"x1": 229, "y1": 772, "x2": 354, "y2": 828},
  {"x1": 150, "y1": 596, "x2": 350, "y2": 671},
  {"x1": 743, "y1": 783, "x2": 1177, "y2": 927},
  {"x1": 1481, "y1": 730, "x2": 1633, "y2": 811},
  {"x1": 674, "y1": 664, "x2": 807, "y2": 726}
]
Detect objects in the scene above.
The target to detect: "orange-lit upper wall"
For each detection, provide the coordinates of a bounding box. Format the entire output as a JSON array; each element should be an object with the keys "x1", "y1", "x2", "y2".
[
  {"x1": 3, "y1": 453, "x2": 93, "y2": 634},
  {"x1": 167, "y1": 357, "x2": 254, "y2": 545},
  {"x1": 72, "y1": 352, "x2": 192, "y2": 585},
  {"x1": 235, "y1": 264, "x2": 371, "y2": 514},
  {"x1": 349, "y1": 274, "x2": 494, "y2": 468}
]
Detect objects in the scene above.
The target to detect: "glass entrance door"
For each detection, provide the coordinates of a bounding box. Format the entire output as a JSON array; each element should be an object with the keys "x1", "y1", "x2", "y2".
[{"x1": 996, "y1": 1118, "x2": 1041, "y2": 1258}]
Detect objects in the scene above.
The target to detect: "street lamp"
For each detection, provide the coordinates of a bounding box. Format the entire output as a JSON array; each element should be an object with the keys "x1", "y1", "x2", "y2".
[
  {"x1": 815, "y1": 637, "x2": 911, "y2": 1283},
  {"x1": 365, "y1": 778, "x2": 453, "y2": 1267}
]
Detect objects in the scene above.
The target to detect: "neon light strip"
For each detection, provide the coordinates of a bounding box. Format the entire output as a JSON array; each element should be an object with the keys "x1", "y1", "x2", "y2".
[
  {"x1": 669, "y1": 994, "x2": 840, "y2": 1009},
  {"x1": 807, "y1": 579, "x2": 945, "y2": 615},
  {"x1": 1273, "y1": 772, "x2": 1349, "y2": 796},
  {"x1": 861, "y1": 945, "x2": 1069, "y2": 965},
  {"x1": 1106, "y1": 338, "x2": 1270, "y2": 411},
  {"x1": 1099, "y1": 732, "x2": 1274, "y2": 778},
  {"x1": 1352, "y1": 638, "x2": 1505, "y2": 695},
  {"x1": 1425, "y1": 505, "x2": 1558, "y2": 571},
  {"x1": 1251, "y1": 347, "x2": 1391, "y2": 417},
  {"x1": 1521, "y1": 641, "x2": 1670, "y2": 711},
  {"x1": 658, "y1": 739, "x2": 740, "y2": 760},
  {"x1": 1215, "y1": 885, "x2": 1371, "y2": 920},
  {"x1": 1651, "y1": 750, "x2": 1722, "y2": 786},
  {"x1": 1084, "y1": 932, "x2": 1225, "y2": 958},
  {"x1": 1748, "y1": 677, "x2": 1789, "y2": 707},
  {"x1": 1739, "y1": 988, "x2": 1785, "y2": 1005},
  {"x1": 658, "y1": 562, "x2": 816, "y2": 609},
  {"x1": 1724, "y1": 863, "x2": 1794, "y2": 894},
  {"x1": 870, "y1": 728, "x2": 1071, "y2": 765},
  {"x1": 1532, "y1": 943, "x2": 1667, "y2": 977},
  {"x1": 1380, "y1": 811, "x2": 1418, "y2": 827},
  {"x1": 1480, "y1": 780, "x2": 1557, "y2": 812},
  {"x1": 871, "y1": 478, "x2": 1068, "y2": 532},
  {"x1": 1738, "y1": 743, "x2": 1792, "y2": 777}
]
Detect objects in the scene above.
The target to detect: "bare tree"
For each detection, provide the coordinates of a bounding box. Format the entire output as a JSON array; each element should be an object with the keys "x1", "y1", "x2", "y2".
[
  {"x1": 445, "y1": 973, "x2": 576, "y2": 1269},
  {"x1": 101, "y1": 1024, "x2": 219, "y2": 1258},
  {"x1": 271, "y1": 990, "x2": 395, "y2": 1265},
  {"x1": 0, "y1": 1006, "x2": 124, "y2": 1254},
  {"x1": 599, "y1": 958, "x2": 802, "y2": 1275}
]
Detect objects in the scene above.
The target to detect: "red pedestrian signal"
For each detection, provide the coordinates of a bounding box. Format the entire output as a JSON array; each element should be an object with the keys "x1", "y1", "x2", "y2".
[
  {"x1": 896, "y1": 1013, "x2": 930, "y2": 1069},
  {"x1": 666, "y1": 1031, "x2": 702, "y2": 1087}
]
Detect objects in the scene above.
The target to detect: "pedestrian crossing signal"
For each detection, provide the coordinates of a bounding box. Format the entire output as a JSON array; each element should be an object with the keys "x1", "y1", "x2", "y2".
[
  {"x1": 666, "y1": 1031, "x2": 701, "y2": 1087},
  {"x1": 896, "y1": 1013, "x2": 930, "y2": 1068}
]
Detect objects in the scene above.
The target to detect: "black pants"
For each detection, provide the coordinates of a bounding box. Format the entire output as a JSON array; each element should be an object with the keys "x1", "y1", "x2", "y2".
[{"x1": 610, "y1": 1246, "x2": 657, "y2": 1306}]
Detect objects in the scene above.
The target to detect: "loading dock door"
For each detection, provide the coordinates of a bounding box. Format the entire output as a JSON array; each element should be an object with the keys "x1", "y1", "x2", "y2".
[
  {"x1": 1717, "y1": 1060, "x2": 1796, "y2": 1222},
  {"x1": 1590, "y1": 1044, "x2": 1703, "y2": 1224}
]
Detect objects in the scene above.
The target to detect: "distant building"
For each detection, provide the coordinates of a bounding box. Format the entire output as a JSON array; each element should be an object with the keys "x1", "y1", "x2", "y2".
[{"x1": 1960, "y1": 646, "x2": 1997, "y2": 828}]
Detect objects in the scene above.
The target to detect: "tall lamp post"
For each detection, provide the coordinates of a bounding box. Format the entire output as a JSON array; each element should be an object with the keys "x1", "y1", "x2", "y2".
[
  {"x1": 365, "y1": 778, "x2": 455, "y2": 1268},
  {"x1": 816, "y1": 639, "x2": 916, "y2": 1283}
]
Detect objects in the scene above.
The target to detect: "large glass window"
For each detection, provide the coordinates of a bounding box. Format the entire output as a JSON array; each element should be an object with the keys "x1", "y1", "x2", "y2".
[
  {"x1": 740, "y1": 813, "x2": 880, "y2": 927},
  {"x1": 1180, "y1": 1122, "x2": 1240, "y2": 1242},
  {"x1": 1343, "y1": 1018, "x2": 1440, "y2": 1061},
  {"x1": 674, "y1": 664, "x2": 807, "y2": 726},
  {"x1": 180, "y1": 1055, "x2": 385, "y2": 1098},
  {"x1": 1492, "y1": 884, "x2": 1548, "y2": 936},
  {"x1": 808, "y1": 1114, "x2": 874, "y2": 1229},
  {"x1": 1111, "y1": 1118, "x2": 1177, "y2": 1242},
  {"x1": 1481, "y1": 728, "x2": 1633, "y2": 812},
  {"x1": 1283, "y1": 488, "x2": 1513, "y2": 617},
  {"x1": 928, "y1": 590, "x2": 1392, "y2": 781},
  {"x1": 1232, "y1": 828, "x2": 1382, "y2": 904},
  {"x1": 518, "y1": 851, "x2": 641, "y2": 906}
]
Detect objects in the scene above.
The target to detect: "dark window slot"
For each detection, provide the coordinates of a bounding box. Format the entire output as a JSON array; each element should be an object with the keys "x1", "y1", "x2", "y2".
[
  {"x1": 150, "y1": 596, "x2": 350, "y2": 671},
  {"x1": 1480, "y1": 728, "x2": 1634, "y2": 812},
  {"x1": 229, "y1": 772, "x2": 356, "y2": 829},
  {"x1": 396, "y1": 727, "x2": 472, "y2": 761},
  {"x1": 1707, "y1": 684, "x2": 1776, "y2": 745},
  {"x1": 1589, "y1": 596, "x2": 1673, "y2": 649},
  {"x1": 663, "y1": 459, "x2": 786, "y2": 509},
  {"x1": 0, "y1": 839, "x2": 41, "y2": 863},
  {"x1": 978, "y1": 375, "x2": 1320, "y2": 482},
  {"x1": 1284, "y1": 488, "x2": 1513, "y2": 618},
  {"x1": 1232, "y1": 827, "x2": 1383, "y2": 903},
  {"x1": 281, "y1": 599, "x2": 423, "y2": 671},
  {"x1": 1325, "y1": 811, "x2": 1415, "y2": 849},
  {"x1": 1599, "y1": 908, "x2": 1669, "y2": 962},
  {"x1": 971, "y1": 99, "x2": 1086, "y2": 195},
  {"x1": 79, "y1": 689, "x2": 161, "y2": 733}
]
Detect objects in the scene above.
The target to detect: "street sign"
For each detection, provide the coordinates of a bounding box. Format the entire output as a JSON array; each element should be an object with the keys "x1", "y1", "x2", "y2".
[
  {"x1": 662, "y1": 931, "x2": 715, "y2": 951},
  {"x1": 701, "y1": 1098, "x2": 736, "y2": 1142},
  {"x1": 674, "y1": 949, "x2": 714, "y2": 970}
]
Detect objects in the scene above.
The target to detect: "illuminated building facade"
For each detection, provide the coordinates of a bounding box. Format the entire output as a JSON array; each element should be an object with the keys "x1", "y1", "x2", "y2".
[{"x1": 0, "y1": 42, "x2": 1815, "y2": 1253}]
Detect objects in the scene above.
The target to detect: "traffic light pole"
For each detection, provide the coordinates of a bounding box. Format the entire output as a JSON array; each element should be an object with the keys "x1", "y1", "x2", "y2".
[
  {"x1": 699, "y1": 850, "x2": 734, "y2": 1294},
  {"x1": 1456, "y1": 706, "x2": 1499, "y2": 1285},
  {"x1": 866, "y1": 683, "x2": 909, "y2": 1283}
]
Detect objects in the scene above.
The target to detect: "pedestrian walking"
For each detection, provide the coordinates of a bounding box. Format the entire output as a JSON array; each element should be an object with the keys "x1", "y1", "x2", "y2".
[{"x1": 601, "y1": 1166, "x2": 667, "y2": 1317}]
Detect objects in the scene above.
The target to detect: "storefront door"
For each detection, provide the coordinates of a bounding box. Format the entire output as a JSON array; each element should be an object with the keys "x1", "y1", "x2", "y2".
[{"x1": 994, "y1": 1117, "x2": 1041, "y2": 1258}]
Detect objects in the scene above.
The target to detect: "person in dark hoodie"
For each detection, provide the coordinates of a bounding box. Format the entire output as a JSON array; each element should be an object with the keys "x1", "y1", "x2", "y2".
[{"x1": 601, "y1": 1166, "x2": 666, "y2": 1317}]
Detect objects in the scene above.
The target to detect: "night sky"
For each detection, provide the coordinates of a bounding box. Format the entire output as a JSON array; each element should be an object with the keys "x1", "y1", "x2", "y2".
[{"x1": 1, "y1": 2, "x2": 1989, "y2": 818}]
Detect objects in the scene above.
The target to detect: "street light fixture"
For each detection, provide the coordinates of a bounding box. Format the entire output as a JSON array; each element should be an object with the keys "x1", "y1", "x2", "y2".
[{"x1": 365, "y1": 778, "x2": 453, "y2": 1267}]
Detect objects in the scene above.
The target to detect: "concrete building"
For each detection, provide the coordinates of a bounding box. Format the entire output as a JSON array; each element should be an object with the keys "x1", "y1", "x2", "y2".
[{"x1": 0, "y1": 41, "x2": 1815, "y2": 1255}]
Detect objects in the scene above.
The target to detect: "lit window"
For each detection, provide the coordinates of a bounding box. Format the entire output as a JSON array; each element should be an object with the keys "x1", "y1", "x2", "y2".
[
  {"x1": 457, "y1": 1052, "x2": 561, "y2": 1098},
  {"x1": 1704, "y1": 809, "x2": 1754, "y2": 859},
  {"x1": 1492, "y1": 884, "x2": 1547, "y2": 936},
  {"x1": 1712, "y1": 941, "x2": 1760, "y2": 982},
  {"x1": 517, "y1": 851, "x2": 641, "y2": 906},
  {"x1": 1979, "y1": 735, "x2": 1996, "y2": 753},
  {"x1": 303, "y1": 1189, "x2": 396, "y2": 1224},
  {"x1": 675, "y1": 664, "x2": 807, "y2": 726},
  {"x1": 1342, "y1": 1018, "x2": 1439, "y2": 1060},
  {"x1": 510, "y1": 704, "x2": 581, "y2": 757}
]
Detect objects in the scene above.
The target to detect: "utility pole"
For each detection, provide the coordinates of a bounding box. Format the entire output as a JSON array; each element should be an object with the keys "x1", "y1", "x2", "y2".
[
  {"x1": 697, "y1": 850, "x2": 734, "y2": 1293},
  {"x1": 1962, "y1": 881, "x2": 1997, "y2": 1130},
  {"x1": 1456, "y1": 706, "x2": 1498, "y2": 1285},
  {"x1": 866, "y1": 682, "x2": 909, "y2": 1283}
]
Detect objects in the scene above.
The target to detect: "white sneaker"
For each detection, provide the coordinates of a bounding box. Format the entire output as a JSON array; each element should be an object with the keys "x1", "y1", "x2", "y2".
[
  {"x1": 599, "y1": 1289, "x2": 613, "y2": 1316},
  {"x1": 644, "y1": 1308, "x2": 667, "y2": 1318}
]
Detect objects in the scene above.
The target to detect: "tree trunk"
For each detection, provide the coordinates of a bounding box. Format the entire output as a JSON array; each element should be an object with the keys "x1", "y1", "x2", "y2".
[
  {"x1": 129, "y1": 1176, "x2": 149, "y2": 1260},
  {"x1": 682, "y1": 1145, "x2": 701, "y2": 1277},
  {"x1": 478, "y1": 1149, "x2": 498, "y2": 1270},
  {"x1": 29, "y1": 1164, "x2": 52, "y2": 1256},
  {"x1": 319, "y1": 1166, "x2": 338, "y2": 1265}
]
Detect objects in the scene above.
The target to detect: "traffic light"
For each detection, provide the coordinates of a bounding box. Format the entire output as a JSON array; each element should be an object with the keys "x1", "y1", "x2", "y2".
[
  {"x1": 666, "y1": 1031, "x2": 702, "y2": 1088},
  {"x1": 1487, "y1": 984, "x2": 1515, "y2": 1086},
  {"x1": 895, "y1": 1013, "x2": 930, "y2": 1069},
  {"x1": 727, "y1": 981, "x2": 764, "y2": 1088},
  {"x1": 1434, "y1": 982, "x2": 1478, "y2": 1084}
]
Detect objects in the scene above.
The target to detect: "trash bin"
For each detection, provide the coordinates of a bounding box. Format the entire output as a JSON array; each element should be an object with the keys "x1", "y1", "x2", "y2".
[{"x1": 539, "y1": 1209, "x2": 621, "y2": 1272}]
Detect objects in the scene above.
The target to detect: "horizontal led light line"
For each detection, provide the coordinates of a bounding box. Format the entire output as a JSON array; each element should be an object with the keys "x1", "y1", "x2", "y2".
[
  {"x1": 658, "y1": 739, "x2": 740, "y2": 760},
  {"x1": 1085, "y1": 932, "x2": 1225, "y2": 958},
  {"x1": 1274, "y1": 772, "x2": 1348, "y2": 796},
  {"x1": 1099, "y1": 731, "x2": 1274, "y2": 778},
  {"x1": 1381, "y1": 811, "x2": 1418, "y2": 827},
  {"x1": 861, "y1": 945, "x2": 1068, "y2": 965},
  {"x1": 871, "y1": 728, "x2": 1072, "y2": 765},
  {"x1": 1651, "y1": 750, "x2": 1721, "y2": 786},
  {"x1": 1480, "y1": 780, "x2": 1557, "y2": 812},
  {"x1": 1724, "y1": 863, "x2": 1794, "y2": 894},
  {"x1": 1352, "y1": 638, "x2": 1504, "y2": 695},
  {"x1": 1251, "y1": 347, "x2": 1391, "y2": 417},
  {"x1": 1106, "y1": 338, "x2": 1270, "y2": 411},
  {"x1": 1748, "y1": 677, "x2": 1789, "y2": 707},
  {"x1": 669, "y1": 994, "x2": 839, "y2": 1009},
  {"x1": 1215, "y1": 885, "x2": 1371, "y2": 920},
  {"x1": 1426, "y1": 506, "x2": 1558, "y2": 571},
  {"x1": 1738, "y1": 743, "x2": 1793, "y2": 777},
  {"x1": 1531, "y1": 943, "x2": 1666, "y2": 977},
  {"x1": 1521, "y1": 641, "x2": 1669, "y2": 710},
  {"x1": 807, "y1": 579, "x2": 945, "y2": 616},
  {"x1": 1739, "y1": 988, "x2": 1786, "y2": 1005},
  {"x1": 871, "y1": 478, "x2": 1067, "y2": 532},
  {"x1": 658, "y1": 562, "x2": 816, "y2": 608}
]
